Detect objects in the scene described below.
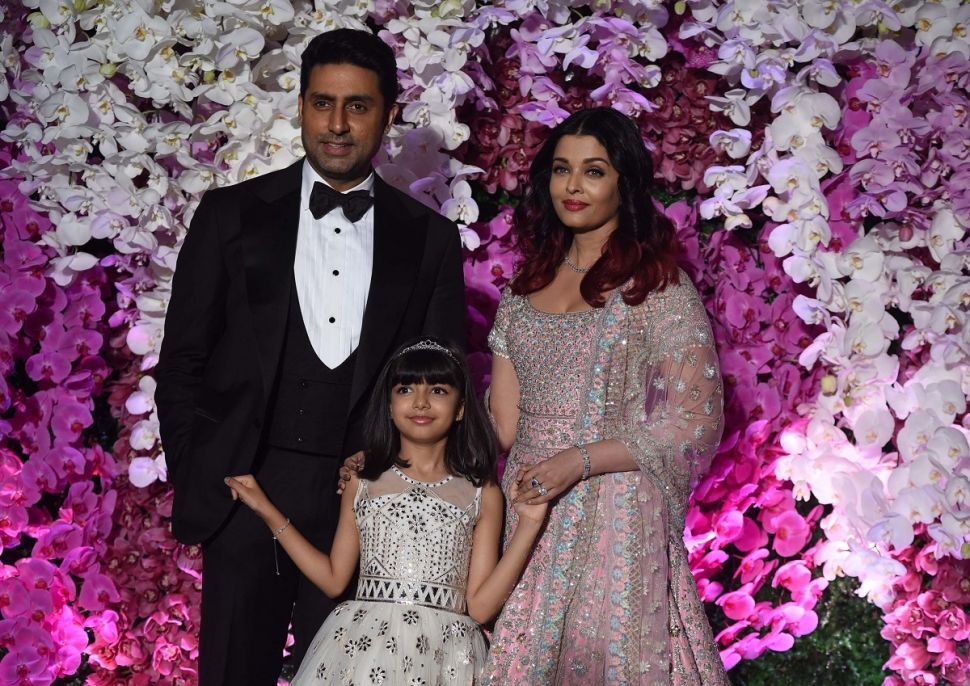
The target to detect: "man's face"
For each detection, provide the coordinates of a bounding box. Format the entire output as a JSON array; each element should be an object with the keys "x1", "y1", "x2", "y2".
[{"x1": 298, "y1": 63, "x2": 398, "y2": 191}]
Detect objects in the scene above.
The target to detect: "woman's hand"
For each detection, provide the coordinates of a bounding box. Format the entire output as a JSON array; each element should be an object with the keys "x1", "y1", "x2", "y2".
[
  {"x1": 508, "y1": 480, "x2": 548, "y2": 525},
  {"x1": 514, "y1": 448, "x2": 584, "y2": 505},
  {"x1": 336, "y1": 451, "x2": 364, "y2": 494},
  {"x1": 225, "y1": 474, "x2": 275, "y2": 520}
]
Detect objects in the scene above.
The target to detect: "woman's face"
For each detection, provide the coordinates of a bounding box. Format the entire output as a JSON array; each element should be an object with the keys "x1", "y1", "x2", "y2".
[{"x1": 549, "y1": 134, "x2": 621, "y2": 236}]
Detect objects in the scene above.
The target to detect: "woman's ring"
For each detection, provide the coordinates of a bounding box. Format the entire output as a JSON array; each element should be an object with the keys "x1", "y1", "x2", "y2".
[
  {"x1": 536, "y1": 485, "x2": 548, "y2": 496},
  {"x1": 530, "y1": 477, "x2": 542, "y2": 490}
]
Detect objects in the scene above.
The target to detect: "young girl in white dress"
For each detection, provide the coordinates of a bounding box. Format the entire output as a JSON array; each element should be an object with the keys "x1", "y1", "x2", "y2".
[{"x1": 226, "y1": 337, "x2": 546, "y2": 685}]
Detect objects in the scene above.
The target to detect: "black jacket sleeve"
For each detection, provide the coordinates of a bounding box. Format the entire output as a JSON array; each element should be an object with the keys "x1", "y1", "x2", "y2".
[
  {"x1": 154, "y1": 192, "x2": 228, "y2": 478},
  {"x1": 421, "y1": 218, "x2": 467, "y2": 350}
]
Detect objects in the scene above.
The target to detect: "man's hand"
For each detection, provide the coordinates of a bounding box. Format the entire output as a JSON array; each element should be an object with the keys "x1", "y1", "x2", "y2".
[{"x1": 336, "y1": 451, "x2": 364, "y2": 494}]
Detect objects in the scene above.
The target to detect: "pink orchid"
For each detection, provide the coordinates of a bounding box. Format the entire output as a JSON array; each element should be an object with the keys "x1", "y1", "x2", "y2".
[
  {"x1": 889, "y1": 638, "x2": 933, "y2": 672},
  {"x1": 772, "y1": 560, "x2": 813, "y2": 594},
  {"x1": 717, "y1": 587, "x2": 756, "y2": 621},
  {"x1": 734, "y1": 516, "x2": 769, "y2": 552},
  {"x1": 769, "y1": 511, "x2": 811, "y2": 557},
  {"x1": 78, "y1": 573, "x2": 121, "y2": 613},
  {"x1": 937, "y1": 608, "x2": 969, "y2": 641},
  {"x1": 0, "y1": 646, "x2": 50, "y2": 686},
  {"x1": 736, "y1": 548, "x2": 776, "y2": 586},
  {"x1": 49, "y1": 396, "x2": 92, "y2": 443}
]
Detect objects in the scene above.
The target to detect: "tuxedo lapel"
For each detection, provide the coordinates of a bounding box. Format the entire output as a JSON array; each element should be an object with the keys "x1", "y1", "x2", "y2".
[
  {"x1": 241, "y1": 161, "x2": 302, "y2": 401},
  {"x1": 349, "y1": 177, "x2": 426, "y2": 409}
]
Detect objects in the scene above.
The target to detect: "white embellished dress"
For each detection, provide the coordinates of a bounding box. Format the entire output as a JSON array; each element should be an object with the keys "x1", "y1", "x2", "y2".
[{"x1": 291, "y1": 467, "x2": 487, "y2": 686}]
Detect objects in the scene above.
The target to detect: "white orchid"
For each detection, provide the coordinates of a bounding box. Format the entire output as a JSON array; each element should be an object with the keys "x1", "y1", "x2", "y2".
[
  {"x1": 767, "y1": 216, "x2": 833, "y2": 257},
  {"x1": 108, "y1": 10, "x2": 173, "y2": 63},
  {"x1": 440, "y1": 178, "x2": 479, "y2": 226},
  {"x1": 536, "y1": 21, "x2": 598, "y2": 70},
  {"x1": 840, "y1": 236, "x2": 885, "y2": 282},
  {"x1": 699, "y1": 183, "x2": 771, "y2": 230},
  {"x1": 945, "y1": 475, "x2": 970, "y2": 508},
  {"x1": 914, "y1": 1, "x2": 970, "y2": 58},
  {"x1": 709, "y1": 128, "x2": 753, "y2": 159},
  {"x1": 706, "y1": 88, "x2": 757, "y2": 126},
  {"x1": 128, "y1": 454, "x2": 168, "y2": 487},
  {"x1": 48, "y1": 252, "x2": 99, "y2": 286},
  {"x1": 769, "y1": 88, "x2": 841, "y2": 152},
  {"x1": 842, "y1": 547, "x2": 905, "y2": 609},
  {"x1": 868, "y1": 514, "x2": 915, "y2": 550},
  {"x1": 795, "y1": 57, "x2": 841, "y2": 88},
  {"x1": 926, "y1": 208, "x2": 966, "y2": 263},
  {"x1": 850, "y1": 404, "x2": 896, "y2": 448}
]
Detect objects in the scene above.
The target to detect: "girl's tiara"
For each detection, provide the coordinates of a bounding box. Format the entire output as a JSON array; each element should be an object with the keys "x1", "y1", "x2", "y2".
[{"x1": 397, "y1": 339, "x2": 456, "y2": 360}]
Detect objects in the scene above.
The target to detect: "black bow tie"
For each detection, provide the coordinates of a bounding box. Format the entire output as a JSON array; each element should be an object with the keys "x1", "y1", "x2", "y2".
[{"x1": 309, "y1": 182, "x2": 373, "y2": 222}]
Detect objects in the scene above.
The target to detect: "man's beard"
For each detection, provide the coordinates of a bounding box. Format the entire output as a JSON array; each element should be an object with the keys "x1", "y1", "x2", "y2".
[{"x1": 303, "y1": 133, "x2": 368, "y2": 182}]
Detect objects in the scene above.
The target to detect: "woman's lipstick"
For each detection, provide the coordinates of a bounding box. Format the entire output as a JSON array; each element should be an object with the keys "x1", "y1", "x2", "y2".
[{"x1": 562, "y1": 200, "x2": 589, "y2": 211}]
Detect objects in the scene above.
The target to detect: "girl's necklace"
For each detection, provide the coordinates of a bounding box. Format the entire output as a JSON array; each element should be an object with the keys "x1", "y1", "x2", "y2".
[{"x1": 563, "y1": 250, "x2": 593, "y2": 273}]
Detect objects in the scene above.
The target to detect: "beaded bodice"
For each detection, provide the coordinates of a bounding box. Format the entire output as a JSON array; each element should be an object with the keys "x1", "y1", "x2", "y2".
[
  {"x1": 488, "y1": 294, "x2": 600, "y2": 452},
  {"x1": 354, "y1": 467, "x2": 481, "y2": 614}
]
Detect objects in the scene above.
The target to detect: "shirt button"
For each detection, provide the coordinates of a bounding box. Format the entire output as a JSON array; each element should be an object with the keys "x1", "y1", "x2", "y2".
[
  {"x1": 328, "y1": 317, "x2": 336, "y2": 323},
  {"x1": 296, "y1": 437, "x2": 304, "y2": 443},
  {"x1": 332, "y1": 270, "x2": 339, "y2": 276},
  {"x1": 334, "y1": 228, "x2": 341, "y2": 234},
  {"x1": 299, "y1": 379, "x2": 309, "y2": 389},
  {"x1": 298, "y1": 408, "x2": 305, "y2": 416}
]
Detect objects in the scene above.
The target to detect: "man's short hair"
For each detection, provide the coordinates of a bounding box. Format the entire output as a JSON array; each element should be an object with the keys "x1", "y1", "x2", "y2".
[{"x1": 300, "y1": 28, "x2": 399, "y2": 111}]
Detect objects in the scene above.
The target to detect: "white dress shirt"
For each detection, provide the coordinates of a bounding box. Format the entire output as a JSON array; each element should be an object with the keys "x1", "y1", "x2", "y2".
[{"x1": 294, "y1": 161, "x2": 374, "y2": 369}]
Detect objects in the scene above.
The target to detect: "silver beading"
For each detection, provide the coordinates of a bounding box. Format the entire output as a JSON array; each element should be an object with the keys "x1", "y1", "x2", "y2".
[{"x1": 398, "y1": 339, "x2": 456, "y2": 360}]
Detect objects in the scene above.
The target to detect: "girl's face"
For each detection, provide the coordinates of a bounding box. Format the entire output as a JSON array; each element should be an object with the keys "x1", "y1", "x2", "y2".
[
  {"x1": 389, "y1": 381, "x2": 464, "y2": 447},
  {"x1": 549, "y1": 134, "x2": 621, "y2": 237}
]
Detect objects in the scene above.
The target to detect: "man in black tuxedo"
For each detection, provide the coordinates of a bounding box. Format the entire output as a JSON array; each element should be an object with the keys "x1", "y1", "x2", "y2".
[{"x1": 155, "y1": 28, "x2": 465, "y2": 686}]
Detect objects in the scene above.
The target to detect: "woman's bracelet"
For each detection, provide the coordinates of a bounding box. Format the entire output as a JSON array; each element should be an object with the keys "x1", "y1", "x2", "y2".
[
  {"x1": 271, "y1": 518, "x2": 291, "y2": 576},
  {"x1": 575, "y1": 444, "x2": 592, "y2": 481}
]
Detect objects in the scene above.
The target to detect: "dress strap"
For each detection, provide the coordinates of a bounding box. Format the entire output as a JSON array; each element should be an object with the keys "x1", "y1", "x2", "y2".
[{"x1": 353, "y1": 477, "x2": 368, "y2": 508}]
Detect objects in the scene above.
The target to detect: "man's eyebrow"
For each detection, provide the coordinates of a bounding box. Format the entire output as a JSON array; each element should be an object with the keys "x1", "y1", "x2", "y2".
[{"x1": 307, "y1": 92, "x2": 377, "y2": 102}]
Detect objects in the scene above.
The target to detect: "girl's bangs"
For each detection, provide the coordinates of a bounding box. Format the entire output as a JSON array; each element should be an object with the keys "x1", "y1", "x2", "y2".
[{"x1": 388, "y1": 348, "x2": 462, "y2": 389}]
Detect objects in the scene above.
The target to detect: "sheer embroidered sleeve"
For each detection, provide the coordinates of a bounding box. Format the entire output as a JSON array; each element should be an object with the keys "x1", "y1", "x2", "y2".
[
  {"x1": 617, "y1": 278, "x2": 723, "y2": 523},
  {"x1": 487, "y1": 287, "x2": 514, "y2": 360}
]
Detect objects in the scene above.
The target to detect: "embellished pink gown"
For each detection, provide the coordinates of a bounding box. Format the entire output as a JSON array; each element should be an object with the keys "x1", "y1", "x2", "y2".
[{"x1": 483, "y1": 276, "x2": 729, "y2": 685}]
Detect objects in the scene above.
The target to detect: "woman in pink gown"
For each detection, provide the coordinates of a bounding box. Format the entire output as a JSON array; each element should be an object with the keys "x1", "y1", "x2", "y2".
[{"x1": 483, "y1": 108, "x2": 728, "y2": 685}]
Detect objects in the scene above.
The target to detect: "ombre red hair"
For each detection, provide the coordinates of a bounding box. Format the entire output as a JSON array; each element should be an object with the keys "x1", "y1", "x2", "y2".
[{"x1": 511, "y1": 107, "x2": 680, "y2": 307}]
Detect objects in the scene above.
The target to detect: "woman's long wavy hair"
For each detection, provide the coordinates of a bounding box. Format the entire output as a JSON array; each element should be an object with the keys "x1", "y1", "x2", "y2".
[
  {"x1": 511, "y1": 107, "x2": 680, "y2": 307},
  {"x1": 359, "y1": 337, "x2": 497, "y2": 487}
]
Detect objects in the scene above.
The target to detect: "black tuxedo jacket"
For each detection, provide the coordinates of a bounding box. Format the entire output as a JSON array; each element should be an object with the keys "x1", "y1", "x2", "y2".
[{"x1": 155, "y1": 160, "x2": 466, "y2": 544}]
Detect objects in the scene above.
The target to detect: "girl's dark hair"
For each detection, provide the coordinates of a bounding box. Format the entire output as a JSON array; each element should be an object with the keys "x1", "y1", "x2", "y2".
[
  {"x1": 300, "y1": 28, "x2": 399, "y2": 112},
  {"x1": 511, "y1": 107, "x2": 680, "y2": 307},
  {"x1": 359, "y1": 338, "x2": 497, "y2": 486}
]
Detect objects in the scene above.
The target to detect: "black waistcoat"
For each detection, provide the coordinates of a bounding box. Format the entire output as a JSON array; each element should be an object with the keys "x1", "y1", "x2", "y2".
[{"x1": 266, "y1": 284, "x2": 357, "y2": 456}]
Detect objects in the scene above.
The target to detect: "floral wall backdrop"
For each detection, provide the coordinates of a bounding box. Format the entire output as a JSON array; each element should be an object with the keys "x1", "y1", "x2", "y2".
[{"x1": 1, "y1": 1, "x2": 968, "y2": 684}]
